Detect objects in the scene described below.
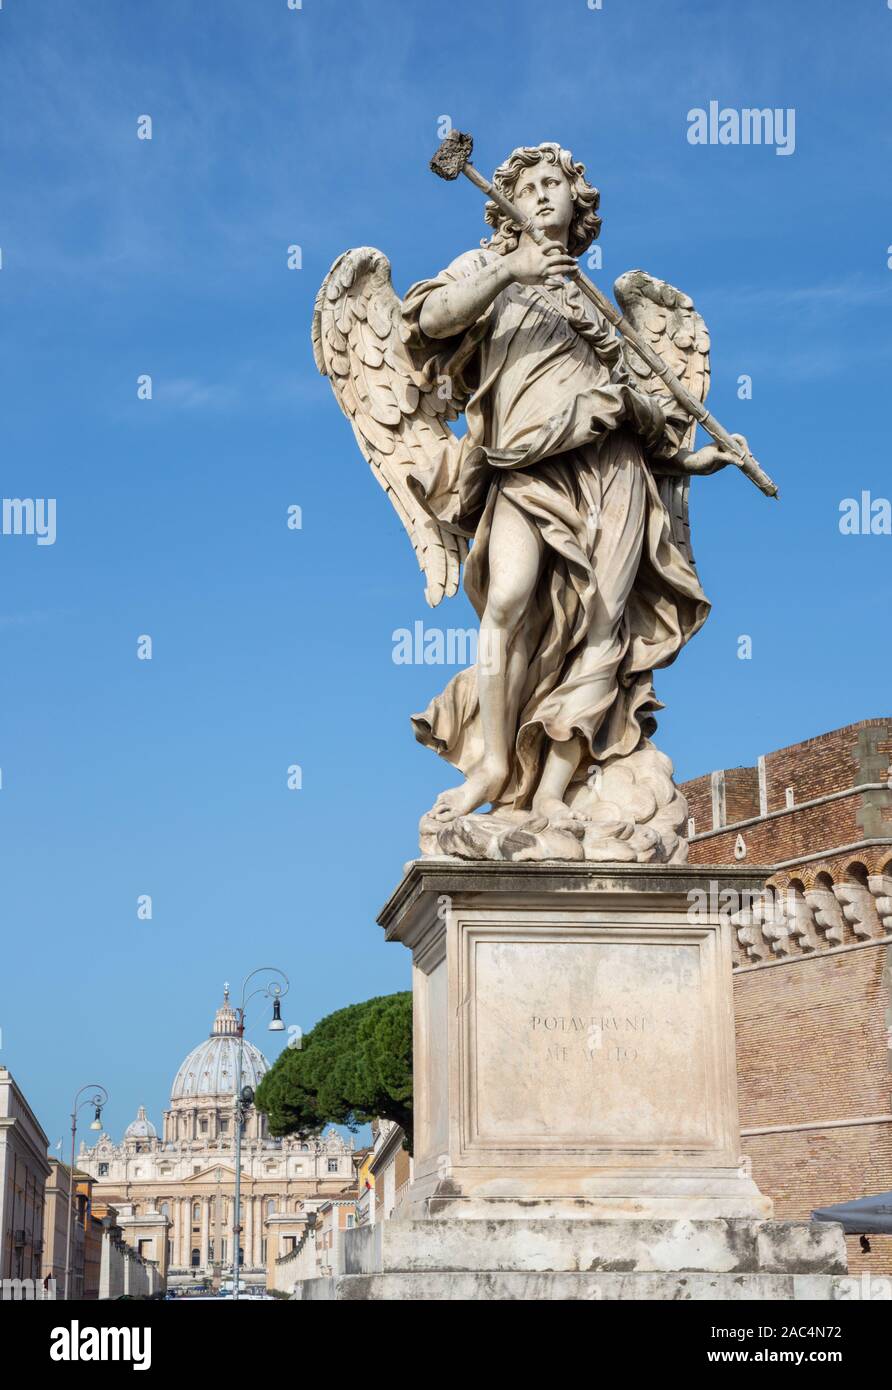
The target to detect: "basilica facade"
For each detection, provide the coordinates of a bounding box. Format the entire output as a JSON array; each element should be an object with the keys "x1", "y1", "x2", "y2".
[{"x1": 77, "y1": 988, "x2": 357, "y2": 1290}]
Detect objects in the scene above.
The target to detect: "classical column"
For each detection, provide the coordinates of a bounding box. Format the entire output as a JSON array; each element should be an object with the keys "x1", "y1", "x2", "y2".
[
  {"x1": 180, "y1": 1198, "x2": 189, "y2": 1267},
  {"x1": 200, "y1": 1196, "x2": 210, "y2": 1267},
  {"x1": 174, "y1": 1199, "x2": 181, "y2": 1268},
  {"x1": 179, "y1": 1195, "x2": 188, "y2": 1273},
  {"x1": 254, "y1": 1197, "x2": 263, "y2": 1268},
  {"x1": 243, "y1": 1191, "x2": 252, "y2": 1269},
  {"x1": 174, "y1": 1200, "x2": 182, "y2": 1267}
]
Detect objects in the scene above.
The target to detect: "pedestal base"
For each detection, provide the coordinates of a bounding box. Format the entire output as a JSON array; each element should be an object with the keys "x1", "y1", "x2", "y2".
[
  {"x1": 291, "y1": 861, "x2": 864, "y2": 1301},
  {"x1": 290, "y1": 1217, "x2": 866, "y2": 1302},
  {"x1": 295, "y1": 1269, "x2": 865, "y2": 1301},
  {"x1": 399, "y1": 1169, "x2": 770, "y2": 1222},
  {"x1": 383, "y1": 860, "x2": 772, "y2": 1221}
]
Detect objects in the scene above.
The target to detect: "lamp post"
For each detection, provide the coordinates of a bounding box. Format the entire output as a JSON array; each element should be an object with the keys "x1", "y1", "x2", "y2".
[
  {"x1": 63, "y1": 1084, "x2": 108, "y2": 1300},
  {"x1": 232, "y1": 967, "x2": 288, "y2": 1301}
]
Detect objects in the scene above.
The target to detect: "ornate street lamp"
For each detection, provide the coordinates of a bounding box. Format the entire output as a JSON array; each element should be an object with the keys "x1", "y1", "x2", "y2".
[
  {"x1": 232, "y1": 967, "x2": 289, "y2": 1301},
  {"x1": 64, "y1": 1083, "x2": 108, "y2": 1300}
]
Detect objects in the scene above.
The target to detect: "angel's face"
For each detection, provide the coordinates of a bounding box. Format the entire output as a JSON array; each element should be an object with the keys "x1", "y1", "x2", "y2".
[{"x1": 511, "y1": 159, "x2": 573, "y2": 246}]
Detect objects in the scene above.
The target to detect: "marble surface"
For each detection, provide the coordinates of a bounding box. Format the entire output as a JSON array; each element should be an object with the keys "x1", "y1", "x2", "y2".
[
  {"x1": 380, "y1": 860, "x2": 772, "y2": 1221},
  {"x1": 314, "y1": 142, "x2": 751, "y2": 864}
]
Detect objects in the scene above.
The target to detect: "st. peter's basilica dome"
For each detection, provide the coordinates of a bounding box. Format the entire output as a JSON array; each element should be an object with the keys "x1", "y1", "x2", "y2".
[{"x1": 169, "y1": 986, "x2": 270, "y2": 1104}]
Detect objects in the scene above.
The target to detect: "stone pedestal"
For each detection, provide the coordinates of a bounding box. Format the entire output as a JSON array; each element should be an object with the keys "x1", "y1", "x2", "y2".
[
  {"x1": 386, "y1": 860, "x2": 769, "y2": 1221},
  {"x1": 294, "y1": 1216, "x2": 855, "y2": 1301},
  {"x1": 290, "y1": 860, "x2": 857, "y2": 1301}
]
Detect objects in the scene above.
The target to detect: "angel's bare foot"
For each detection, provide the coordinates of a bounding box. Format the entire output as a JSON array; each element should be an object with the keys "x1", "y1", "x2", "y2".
[
  {"x1": 531, "y1": 796, "x2": 586, "y2": 826},
  {"x1": 428, "y1": 760, "x2": 508, "y2": 822}
]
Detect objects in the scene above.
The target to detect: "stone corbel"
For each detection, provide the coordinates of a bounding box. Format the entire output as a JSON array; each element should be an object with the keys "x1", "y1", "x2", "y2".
[
  {"x1": 782, "y1": 891, "x2": 820, "y2": 952},
  {"x1": 868, "y1": 874, "x2": 892, "y2": 933},
  {"x1": 804, "y1": 888, "x2": 846, "y2": 947},
  {"x1": 730, "y1": 904, "x2": 770, "y2": 962},
  {"x1": 833, "y1": 882, "x2": 883, "y2": 940},
  {"x1": 760, "y1": 892, "x2": 795, "y2": 957}
]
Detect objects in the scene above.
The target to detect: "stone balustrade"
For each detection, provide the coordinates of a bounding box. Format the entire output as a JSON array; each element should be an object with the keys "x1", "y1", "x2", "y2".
[{"x1": 731, "y1": 864, "x2": 892, "y2": 966}]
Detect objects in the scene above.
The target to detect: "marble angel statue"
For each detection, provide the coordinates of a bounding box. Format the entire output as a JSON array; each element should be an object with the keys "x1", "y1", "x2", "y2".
[{"x1": 312, "y1": 140, "x2": 753, "y2": 865}]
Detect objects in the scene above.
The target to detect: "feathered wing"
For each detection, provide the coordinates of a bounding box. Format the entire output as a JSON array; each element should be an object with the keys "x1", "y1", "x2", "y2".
[
  {"x1": 614, "y1": 269, "x2": 711, "y2": 571},
  {"x1": 312, "y1": 247, "x2": 467, "y2": 607}
]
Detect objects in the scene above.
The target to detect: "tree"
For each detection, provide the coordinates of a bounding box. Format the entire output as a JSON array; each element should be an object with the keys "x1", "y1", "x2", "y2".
[{"x1": 255, "y1": 992, "x2": 413, "y2": 1148}]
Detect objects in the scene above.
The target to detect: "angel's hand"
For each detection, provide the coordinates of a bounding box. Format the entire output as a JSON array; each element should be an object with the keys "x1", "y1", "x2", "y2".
[
  {"x1": 682, "y1": 433, "x2": 749, "y2": 475},
  {"x1": 505, "y1": 240, "x2": 578, "y2": 288}
]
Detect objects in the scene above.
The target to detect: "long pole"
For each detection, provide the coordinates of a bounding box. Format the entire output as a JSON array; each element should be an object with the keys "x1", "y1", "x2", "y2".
[
  {"x1": 457, "y1": 159, "x2": 778, "y2": 500},
  {"x1": 230, "y1": 967, "x2": 289, "y2": 1301},
  {"x1": 63, "y1": 1084, "x2": 107, "y2": 1300},
  {"x1": 233, "y1": 1017, "x2": 244, "y2": 1302},
  {"x1": 62, "y1": 1111, "x2": 77, "y2": 1300}
]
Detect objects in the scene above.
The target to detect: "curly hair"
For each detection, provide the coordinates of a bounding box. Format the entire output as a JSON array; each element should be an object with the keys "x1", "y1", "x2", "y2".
[{"x1": 483, "y1": 142, "x2": 602, "y2": 258}]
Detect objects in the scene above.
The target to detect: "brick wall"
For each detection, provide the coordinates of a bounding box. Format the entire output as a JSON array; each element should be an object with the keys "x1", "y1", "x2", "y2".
[
  {"x1": 734, "y1": 939, "x2": 892, "y2": 1270},
  {"x1": 680, "y1": 720, "x2": 892, "y2": 1273},
  {"x1": 682, "y1": 773, "x2": 713, "y2": 832},
  {"x1": 682, "y1": 719, "x2": 892, "y2": 864},
  {"x1": 724, "y1": 766, "x2": 760, "y2": 826},
  {"x1": 735, "y1": 947, "x2": 891, "y2": 1128},
  {"x1": 696, "y1": 796, "x2": 872, "y2": 869},
  {"x1": 844, "y1": 1235, "x2": 892, "y2": 1278}
]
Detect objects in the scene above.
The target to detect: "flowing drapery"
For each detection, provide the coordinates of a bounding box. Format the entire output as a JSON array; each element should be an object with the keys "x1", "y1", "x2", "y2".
[{"x1": 402, "y1": 249, "x2": 710, "y2": 807}]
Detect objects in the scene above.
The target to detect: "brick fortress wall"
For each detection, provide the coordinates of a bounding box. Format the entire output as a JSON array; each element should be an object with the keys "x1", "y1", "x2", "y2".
[{"x1": 680, "y1": 719, "x2": 892, "y2": 1275}]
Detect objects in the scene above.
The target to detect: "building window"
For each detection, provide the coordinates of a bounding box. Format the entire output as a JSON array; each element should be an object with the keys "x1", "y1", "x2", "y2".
[
  {"x1": 200, "y1": 1118, "x2": 209, "y2": 1134},
  {"x1": 160, "y1": 1202, "x2": 169, "y2": 1218},
  {"x1": 98, "y1": 1164, "x2": 109, "y2": 1177},
  {"x1": 192, "y1": 1202, "x2": 200, "y2": 1221},
  {"x1": 191, "y1": 1248, "x2": 201, "y2": 1268},
  {"x1": 261, "y1": 1238, "x2": 267, "y2": 1263},
  {"x1": 327, "y1": 1159, "x2": 338, "y2": 1173},
  {"x1": 267, "y1": 1199, "x2": 275, "y2": 1216},
  {"x1": 220, "y1": 1118, "x2": 229, "y2": 1133},
  {"x1": 346, "y1": 1214, "x2": 355, "y2": 1228}
]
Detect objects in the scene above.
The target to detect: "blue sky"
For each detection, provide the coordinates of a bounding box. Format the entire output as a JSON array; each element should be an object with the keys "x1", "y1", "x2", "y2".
[{"x1": 1, "y1": 0, "x2": 890, "y2": 1147}]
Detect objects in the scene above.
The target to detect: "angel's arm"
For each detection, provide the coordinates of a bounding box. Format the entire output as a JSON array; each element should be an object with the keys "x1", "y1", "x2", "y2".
[
  {"x1": 419, "y1": 242, "x2": 578, "y2": 339},
  {"x1": 651, "y1": 434, "x2": 751, "y2": 477}
]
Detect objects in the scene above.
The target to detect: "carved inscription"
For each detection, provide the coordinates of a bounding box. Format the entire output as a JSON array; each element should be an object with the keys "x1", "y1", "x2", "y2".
[
  {"x1": 530, "y1": 1013, "x2": 649, "y2": 1064},
  {"x1": 472, "y1": 937, "x2": 710, "y2": 1144}
]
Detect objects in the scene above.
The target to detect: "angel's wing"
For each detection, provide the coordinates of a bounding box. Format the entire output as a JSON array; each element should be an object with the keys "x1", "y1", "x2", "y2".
[
  {"x1": 614, "y1": 269, "x2": 711, "y2": 570},
  {"x1": 312, "y1": 247, "x2": 467, "y2": 607}
]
